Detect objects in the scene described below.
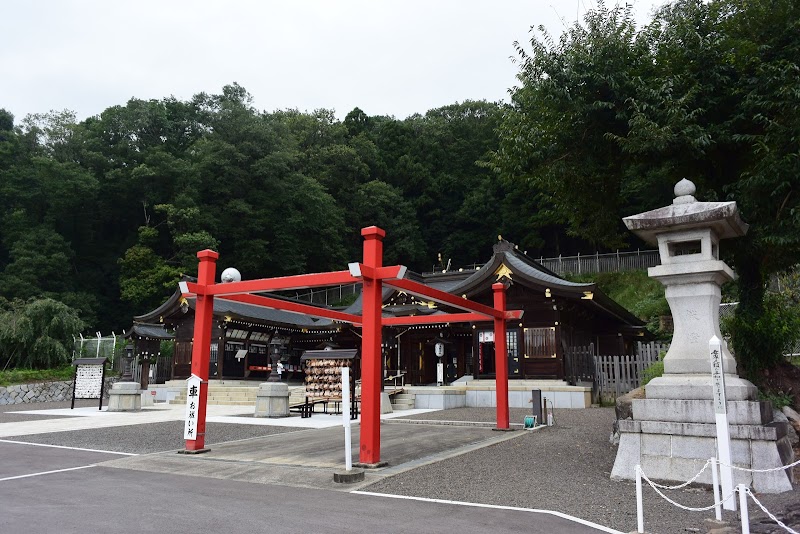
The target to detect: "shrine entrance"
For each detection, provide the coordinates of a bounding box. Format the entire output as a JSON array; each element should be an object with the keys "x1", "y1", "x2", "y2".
[{"x1": 179, "y1": 226, "x2": 522, "y2": 465}]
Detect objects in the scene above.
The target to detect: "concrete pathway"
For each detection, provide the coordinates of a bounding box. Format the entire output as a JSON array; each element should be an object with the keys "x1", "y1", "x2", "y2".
[{"x1": 0, "y1": 403, "x2": 440, "y2": 436}]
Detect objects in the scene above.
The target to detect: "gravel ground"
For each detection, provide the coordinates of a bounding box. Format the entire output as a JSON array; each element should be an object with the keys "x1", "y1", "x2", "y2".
[{"x1": 371, "y1": 407, "x2": 800, "y2": 534}]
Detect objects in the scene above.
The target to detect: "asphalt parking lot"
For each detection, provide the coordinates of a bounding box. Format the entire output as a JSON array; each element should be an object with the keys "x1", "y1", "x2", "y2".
[{"x1": 0, "y1": 402, "x2": 622, "y2": 534}]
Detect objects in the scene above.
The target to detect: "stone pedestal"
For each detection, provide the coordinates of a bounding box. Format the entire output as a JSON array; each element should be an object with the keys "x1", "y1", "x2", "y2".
[
  {"x1": 107, "y1": 382, "x2": 142, "y2": 412},
  {"x1": 612, "y1": 398, "x2": 795, "y2": 492},
  {"x1": 381, "y1": 391, "x2": 393, "y2": 414},
  {"x1": 254, "y1": 382, "x2": 289, "y2": 418}
]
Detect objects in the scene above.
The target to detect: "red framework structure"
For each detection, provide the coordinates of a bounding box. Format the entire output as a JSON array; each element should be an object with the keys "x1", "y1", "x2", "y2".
[{"x1": 180, "y1": 226, "x2": 523, "y2": 463}]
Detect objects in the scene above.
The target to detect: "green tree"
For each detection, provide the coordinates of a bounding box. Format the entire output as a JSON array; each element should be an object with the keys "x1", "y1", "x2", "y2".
[
  {"x1": 491, "y1": 0, "x2": 800, "y2": 375},
  {"x1": 0, "y1": 298, "x2": 84, "y2": 369},
  {"x1": 118, "y1": 226, "x2": 181, "y2": 309},
  {"x1": 352, "y1": 180, "x2": 426, "y2": 266}
]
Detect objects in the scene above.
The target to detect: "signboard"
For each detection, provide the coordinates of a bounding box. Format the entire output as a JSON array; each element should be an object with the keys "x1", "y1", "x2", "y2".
[
  {"x1": 75, "y1": 365, "x2": 104, "y2": 398},
  {"x1": 184, "y1": 374, "x2": 202, "y2": 441},
  {"x1": 709, "y1": 336, "x2": 736, "y2": 511},
  {"x1": 437, "y1": 363, "x2": 444, "y2": 386},
  {"x1": 71, "y1": 358, "x2": 107, "y2": 410},
  {"x1": 710, "y1": 341, "x2": 726, "y2": 414}
]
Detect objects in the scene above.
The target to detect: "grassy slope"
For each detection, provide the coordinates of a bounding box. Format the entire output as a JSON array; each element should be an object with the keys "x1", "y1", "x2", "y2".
[{"x1": 565, "y1": 270, "x2": 670, "y2": 337}]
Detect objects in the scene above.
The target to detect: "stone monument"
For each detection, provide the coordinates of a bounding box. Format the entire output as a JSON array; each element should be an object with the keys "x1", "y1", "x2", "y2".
[
  {"x1": 254, "y1": 382, "x2": 290, "y2": 418},
  {"x1": 611, "y1": 179, "x2": 794, "y2": 492},
  {"x1": 107, "y1": 382, "x2": 142, "y2": 412}
]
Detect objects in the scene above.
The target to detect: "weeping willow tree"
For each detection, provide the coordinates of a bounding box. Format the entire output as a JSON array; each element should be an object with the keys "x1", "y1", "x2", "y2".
[{"x1": 0, "y1": 298, "x2": 84, "y2": 370}]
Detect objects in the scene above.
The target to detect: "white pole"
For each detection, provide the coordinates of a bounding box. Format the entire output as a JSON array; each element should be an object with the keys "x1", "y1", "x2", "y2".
[
  {"x1": 738, "y1": 485, "x2": 749, "y2": 534},
  {"x1": 96, "y1": 332, "x2": 102, "y2": 359},
  {"x1": 342, "y1": 366, "x2": 352, "y2": 471},
  {"x1": 635, "y1": 465, "x2": 644, "y2": 533},
  {"x1": 711, "y1": 457, "x2": 722, "y2": 521},
  {"x1": 710, "y1": 335, "x2": 736, "y2": 511}
]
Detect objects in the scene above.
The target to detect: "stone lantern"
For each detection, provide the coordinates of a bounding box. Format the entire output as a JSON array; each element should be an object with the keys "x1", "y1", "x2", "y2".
[{"x1": 611, "y1": 179, "x2": 794, "y2": 493}]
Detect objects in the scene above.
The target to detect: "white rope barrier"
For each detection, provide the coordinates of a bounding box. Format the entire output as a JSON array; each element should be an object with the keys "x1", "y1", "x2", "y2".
[
  {"x1": 639, "y1": 467, "x2": 736, "y2": 512},
  {"x1": 718, "y1": 457, "x2": 800, "y2": 473},
  {"x1": 744, "y1": 487, "x2": 799, "y2": 534},
  {"x1": 644, "y1": 459, "x2": 712, "y2": 490},
  {"x1": 635, "y1": 459, "x2": 799, "y2": 534}
]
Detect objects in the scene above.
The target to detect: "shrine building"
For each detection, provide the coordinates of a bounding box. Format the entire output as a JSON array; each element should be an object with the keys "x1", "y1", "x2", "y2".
[{"x1": 131, "y1": 238, "x2": 648, "y2": 391}]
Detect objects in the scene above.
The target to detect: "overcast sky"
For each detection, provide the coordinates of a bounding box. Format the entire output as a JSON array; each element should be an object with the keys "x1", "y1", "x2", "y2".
[{"x1": 2, "y1": 0, "x2": 665, "y2": 123}]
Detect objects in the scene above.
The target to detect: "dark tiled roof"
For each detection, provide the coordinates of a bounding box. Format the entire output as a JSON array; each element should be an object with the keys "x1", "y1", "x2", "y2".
[
  {"x1": 300, "y1": 349, "x2": 358, "y2": 361},
  {"x1": 126, "y1": 323, "x2": 174, "y2": 340},
  {"x1": 199, "y1": 298, "x2": 334, "y2": 328}
]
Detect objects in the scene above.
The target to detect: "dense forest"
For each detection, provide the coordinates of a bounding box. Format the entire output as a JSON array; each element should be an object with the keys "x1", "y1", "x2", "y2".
[
  {"x1": 1, "y1": 0, "x2": 798, "y2": 376},
  {"x1": 0, "y1": 90, "x2": 599, "y2": 332}
]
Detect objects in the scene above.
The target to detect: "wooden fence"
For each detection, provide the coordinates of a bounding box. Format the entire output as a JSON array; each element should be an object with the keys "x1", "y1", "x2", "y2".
[{"x1": 565, "y1": 341, "x2": 670, "y2": 402}]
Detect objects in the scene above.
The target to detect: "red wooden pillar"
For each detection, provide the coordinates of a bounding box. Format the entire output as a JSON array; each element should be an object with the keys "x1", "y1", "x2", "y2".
[
  {"x1": 185, "y1": 249, "x2": 218, "y2": 451},
  {"x1": 360, "y1": 226, "x2": 385, "y2": 465},
  {"x1": 493, "y1": 282, "x2": 510, "y2": 430}
]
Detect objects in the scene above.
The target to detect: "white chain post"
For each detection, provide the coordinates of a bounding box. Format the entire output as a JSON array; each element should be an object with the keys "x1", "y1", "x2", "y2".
[
  {"x1": 636, "y1": 465, "x2": 644, "y2": 533},
  {"x1": 738, "y1": 484, "x2": 749, "y2": 534},
  {"x1": 711, "y1": 457, "x2": 722, "y2": 521},
  {"x1": 342, "y1": 366, "x2": 352, "y2": 471}
]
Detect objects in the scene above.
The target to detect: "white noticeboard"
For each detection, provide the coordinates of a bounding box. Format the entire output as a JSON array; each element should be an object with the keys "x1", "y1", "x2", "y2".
[
  {"x1": 437, "y1": 363, "x2": 444, "y2": 386},
  {"x1": 183, "y1": 374, "x2": 202, "y2": 441},
  {"x1": 709, "y1": 336, "x2": 736, "y2": 511},
  {"x1": 74, "y1": 365, "x2": 104, "y2": 399}
]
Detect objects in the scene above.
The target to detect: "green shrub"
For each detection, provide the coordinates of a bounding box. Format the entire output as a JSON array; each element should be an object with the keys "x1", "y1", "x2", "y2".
[
  {"x1": 0, "y1": 366, "x2": 75, "y2": 387},
  {"x1": 641, "y1": 360, "x2": 664, "y2": 387},
  {"x1": 759, "y1": 390, "x2": 793, "y2": 410}
]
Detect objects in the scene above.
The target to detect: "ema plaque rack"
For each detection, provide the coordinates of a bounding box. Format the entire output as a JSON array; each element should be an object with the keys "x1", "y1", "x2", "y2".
[{"x1": 300, "y1": 349, "x2": 358, "y2": 399}]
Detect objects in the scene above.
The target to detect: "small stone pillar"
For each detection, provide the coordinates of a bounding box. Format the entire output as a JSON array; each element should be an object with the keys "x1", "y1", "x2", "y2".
[
  {"x1": 254, "y1": 382, "x2": 289, "y2": 418},
  {"x1": 107, "y1": 382, "x2": 142, "y2": 412},
  {"x1": 611, "y1": 179, "x2": 794, "y2": 493}
]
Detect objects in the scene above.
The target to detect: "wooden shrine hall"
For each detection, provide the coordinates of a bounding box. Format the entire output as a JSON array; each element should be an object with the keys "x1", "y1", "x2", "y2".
[{"x1": 135, "y1": 238, "x2": 648, "y2": 387}]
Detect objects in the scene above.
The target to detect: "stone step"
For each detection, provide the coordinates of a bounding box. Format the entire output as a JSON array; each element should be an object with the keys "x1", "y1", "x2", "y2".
[{"x1": 391, "y1": 390, "x2": 415, "y2": 411}]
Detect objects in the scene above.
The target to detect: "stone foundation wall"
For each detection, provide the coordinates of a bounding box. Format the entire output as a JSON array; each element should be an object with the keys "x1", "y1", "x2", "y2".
[{"x1": 0, "y1": 378, "x2": 119, "y2": 405}]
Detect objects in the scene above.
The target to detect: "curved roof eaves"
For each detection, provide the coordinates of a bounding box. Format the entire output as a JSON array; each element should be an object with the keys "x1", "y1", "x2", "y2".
[{"x1": 504, "y1": 253, "x2": 593, "y2": 290}]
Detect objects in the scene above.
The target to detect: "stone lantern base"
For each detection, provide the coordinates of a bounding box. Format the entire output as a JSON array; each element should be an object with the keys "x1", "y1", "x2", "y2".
[
  {"x1": 612, "y1": 396, "x2": 795, "y2": 493},
  {"x1": 107, "y1": 382, "x2": 142, "y2": 412},
  {"x1": 254, "y1": 382, "x2": 289, "y2": 418}
]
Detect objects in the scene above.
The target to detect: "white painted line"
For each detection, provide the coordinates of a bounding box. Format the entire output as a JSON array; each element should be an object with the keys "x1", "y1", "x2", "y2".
[
  {"x1": 351, "y1": 491, "x2": 624, "y2": 534},
  {"x1": 0, "y1": 439, "x2": 137, "y2": 456},
  {"x1": 0, "y1": 464, "x2": 97, "y2": 482}
]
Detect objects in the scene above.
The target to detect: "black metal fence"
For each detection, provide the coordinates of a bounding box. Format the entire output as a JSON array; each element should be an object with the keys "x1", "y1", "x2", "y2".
[{"x1": 538, "y1": 250, "x2": 660, "y2": 276}]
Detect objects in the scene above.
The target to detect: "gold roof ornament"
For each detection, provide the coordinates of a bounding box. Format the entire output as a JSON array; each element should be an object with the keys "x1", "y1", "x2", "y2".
[
  {"x1": 494, "y1": 263, "x2": 513, "y2": 281},
  {"x1": 582, "y1": 291, "x2": 594, "y2": 300}
]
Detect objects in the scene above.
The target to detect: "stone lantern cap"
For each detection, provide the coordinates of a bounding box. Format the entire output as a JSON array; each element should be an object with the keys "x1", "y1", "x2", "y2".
[{"x1": 623, "y1": 179, "x2": 748, "y2": 245}]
